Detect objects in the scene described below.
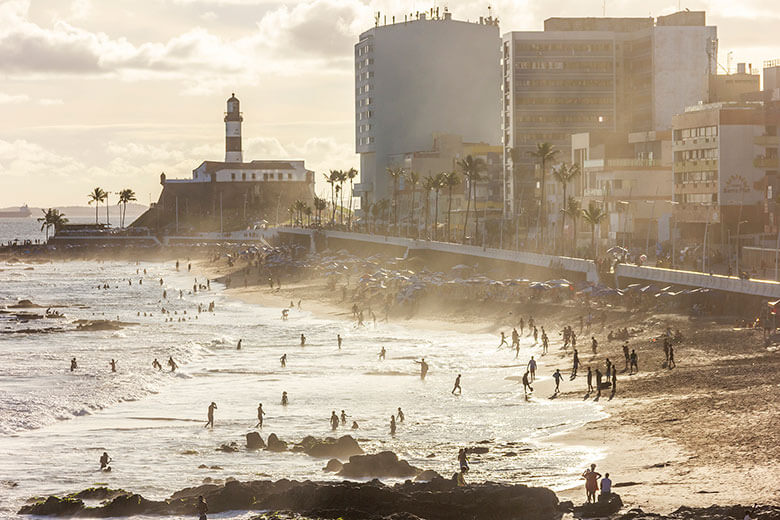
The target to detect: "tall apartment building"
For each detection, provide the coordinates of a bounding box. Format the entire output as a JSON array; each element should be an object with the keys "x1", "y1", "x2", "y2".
[
  {"x1": 353, "y1": 10, "x2": 501, "y2": 210},
  {"x1": 502, "y1": 11, "x2": 717, "y2": 220}
]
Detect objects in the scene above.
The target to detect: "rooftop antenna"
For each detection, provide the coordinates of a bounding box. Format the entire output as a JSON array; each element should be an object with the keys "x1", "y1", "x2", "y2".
[{"x1": 375, "y1": 11, "x2": 380, "y2": 26}]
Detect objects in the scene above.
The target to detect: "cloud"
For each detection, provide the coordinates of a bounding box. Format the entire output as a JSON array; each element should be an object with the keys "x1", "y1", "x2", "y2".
[
  {"x1": 0, "y1": 91, "x2": 30, "y2": 104},
  {"x1": 38, "y1": 98, "x2": 63, "y2": 105}
]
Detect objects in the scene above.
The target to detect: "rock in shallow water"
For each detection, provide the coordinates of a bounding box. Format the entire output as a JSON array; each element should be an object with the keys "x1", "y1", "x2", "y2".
[
  {"x1": 337, "y1": 451, "x2": 419, "y2": 479},
  {"x1": 246, "y1": 432, "x2": 265, "y2": 450},
  {"x1": 295, "y1": 435, "x2": 364, "y2": 459}
]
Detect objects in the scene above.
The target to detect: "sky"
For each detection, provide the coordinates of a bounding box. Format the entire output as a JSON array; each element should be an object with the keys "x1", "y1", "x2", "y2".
[{"x1": 0, "y1": 0, "x2": 779, "y2": 207}]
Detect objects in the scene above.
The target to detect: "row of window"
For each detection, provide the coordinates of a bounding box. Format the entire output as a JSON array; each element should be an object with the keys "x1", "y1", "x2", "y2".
[
  {"x1": 512, "y1": 78, "x2": 613, "y2": 89},
  {"x1": 357, "y1": 136, "x2": 375, "y2": 146},
  {"x1": 357, "y1": 58, "x2": 374, "y2": 68},
  {"x1": 356, "y1": 84, "x2": 372, "y2": 95},
  {"x1": 674, "y1": 126, "x2": 718, "y2": 140},
  {"x1": 358, "y1": 123, "x2": 372, "y2": 133},
  {"x1": 515, "y1": 113, "x2": 611, "y2": 123},
  {"x1": 675, "y1": 171, "x2": 717, "y2": 184},
  {"x1": 514, "y1": 42, "x2": 613, "y2": 54},
  {"x1": 357, "y1": 44, "x2": 373, "y2": 57},
  {"x1": 678, "y1": 193, "x2": 718, "y2": 204},
  {"x1": 515, "y1": 60, "x2": 613, "y2": 72},
  {"x1": 511, "y1": 132, "x2": 569, "y2": 143},
  {"x1": 229, "y1": 172, "x2": 294, "y2": 181},
  {"x1": 358, "y1": 98, "x2": 372, "y2": 107},
  {"x1": 675, "y1": 148, "x2": 719, "y2": 161},
  {"x1": 513, "y1": 96, "x2": 613, "y2": 106},
  {"x1": 356, "y1": 71, "x2": 374, "y2": 81},
  {"x1": 357, "y1": 110, "x2": 373, "y2": 121}
]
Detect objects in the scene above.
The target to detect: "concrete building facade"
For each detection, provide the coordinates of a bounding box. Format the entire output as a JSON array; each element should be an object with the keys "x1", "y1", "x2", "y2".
[
  {"x1": 502, "y1": 11, "x2": 717, "y2": 222},
  {"x1": 354, "y1": 10, "x2": 501, "y2": 210}
]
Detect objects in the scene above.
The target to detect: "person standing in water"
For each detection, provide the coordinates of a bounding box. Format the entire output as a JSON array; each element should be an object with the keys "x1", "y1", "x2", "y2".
[
  {"x1": 300, "y1": 334, "x2": 306, "y2": 347},
  {"x1": 152, "y1": 358, "x2": 162, "y2": 371},
  {"x1": 337, "y1": 334, "x2": 342, "y2": 350},
  {"x1": 527, "y1": 356, "x2": 537, "y2": 382},
  {"x1": 109, "y1": 359, "x2": 116, "y2": 372},
  {"x1": 281, "y1": 391, "x2": 288, "y2": 406},
  {"x1": 499, "y1": 332, "x2": 508, "y2": 347},
  {"x1": 70, "y1": 357, "x2": 77, "y2": 372},
  {"x1": 340, "y1": 410, "x2": 348, "y2": 425},
  {"x1": 168, "y1": 356, "x2": 178, "y2": 372},
  {"x1": 397, "y1": 407, "x2": 404, "y2": 423},
  {"x1": 522, "y1": 370, "x2": 533, "y2": 395},
  {"x1": 280, "y1": 353, "x2": 287, "y2": 367},
  {"x1": 553, "y1": 369, "x2": 563, "y2": 394},
  {"x1": 255, "y1": 403, "x2": 265, "y2": 428},
  {"x1": 378, "y1": 347, "x2": 386, "y2": 360},
  {"x1": 451, "y1": 374, "x2": 462, "y2": 395},
  {"x1": 197, "y1": 495, "x2": 208, "y2": 520},
  {"x1": 205, "y1": 402, "x2": 217, "y2": 428},
  {"x1": 99, "y1": 451, "x2": 111, "y2": 470},
  {"x1": 611, "y1": 366, "x2": 617, "y2": 397},
  {"x1": 511, "y1": 328, "x2": 519, "y2": 349},
  {"x1": 414, "y1": 358, "x2": 429, "y2": 380},
  {"x1": 390, "y1": 415, "x2": 396, "y2": 435},
  {"x1": 586, "y1": 366, "x2": 594, "y2": 393},
  {"x1": 330, "y1": 411, "x2": 339, "y2": 431},
  {"x1": 237, "y1": 339, "x2": 242, "y2": 350}
]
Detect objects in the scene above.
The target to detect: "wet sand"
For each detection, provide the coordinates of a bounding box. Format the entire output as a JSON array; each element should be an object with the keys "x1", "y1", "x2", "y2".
[{"x1": 198, "y1": 258, "x2": 780, "y2": 512}]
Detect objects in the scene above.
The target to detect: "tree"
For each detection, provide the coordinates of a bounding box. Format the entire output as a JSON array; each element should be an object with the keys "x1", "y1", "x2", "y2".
[
  {"x1": 433, "y1": 173, "x2": 446, "y2": 241},
  {"x1": 117, "y1": 188, "x2": 137, "y2": 228},
  {"x1": 443, "y1": 170, "x2": 461, "y2": 242},
  {"x1": 562, "y1": 196, "x2": 581, "y2": 256},
  {"x1": 303, "y1": 204, "x2": 312, "y2": 226},
  {"x1": 346, "y1": 167, "x2": 358, "y2": 229},
  {"x1": 386, "y1": 166, "x2": 404, "y2": 235},
  {"x1": 422, "y1": 175, "x2": 436, "y2": 239},
  {"x1": 337, "y1": 169, "x2": 347, "y2": 225},
  {"x1": 551, "y1": 163, "x2": 580, "y2": 253},
  {"x1": 38, "y1": 208, "x2": 68, "y2": 241},
  {"x1": 582, "y1": 201, "x2": 607, "y2": 258},
  {"x1": 325, "y1": 170, "x2": 339, "y2": 223},
  {"x1": 313, "y1": 196, "x2": 327, "y2": 225},
  {"x1": 334, "y1": 183, "x2": 342, "y2": 224},
  {"x1": 528, "y1": 142, "x2": 559, "y2": 246},
  {"x1": 87, "y1": 187, "x2": 107, "y2": 225},
  {"x1": 458, "y1": 155, "x2": 486, "y2": 244},
  {"x1": 406, "y1": 170, "x2": 420, "y2": 237}
]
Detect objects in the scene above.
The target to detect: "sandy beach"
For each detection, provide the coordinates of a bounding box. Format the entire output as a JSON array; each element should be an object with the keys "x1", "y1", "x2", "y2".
[{"x1": 197, "y1": 255, "x2": 780, "y2": 513}]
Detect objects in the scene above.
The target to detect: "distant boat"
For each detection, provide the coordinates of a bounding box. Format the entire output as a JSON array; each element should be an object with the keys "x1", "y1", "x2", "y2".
[{"x1": 0, "y1": 205, "x2": 32, "y2": 218}]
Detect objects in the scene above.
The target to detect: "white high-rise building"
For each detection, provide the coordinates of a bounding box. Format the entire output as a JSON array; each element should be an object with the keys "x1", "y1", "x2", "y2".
[{"x1": 353, "y1": 9, "x2": 502, "y2": 209}]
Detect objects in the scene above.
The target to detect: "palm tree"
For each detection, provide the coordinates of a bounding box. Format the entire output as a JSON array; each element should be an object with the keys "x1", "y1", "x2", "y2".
[
  {"x1": 87, "y1": 187, "x2": 107, "y2": 225},
  {"x1": 528, "y1": 142, "x2": 559, "y2": 245},
  {"x1": 562, "y1": 196, "x2": 581, "y2": 256},
  {"x1": 551, "y1": 163, "x2": 580, "y2": 252},
  {"x1": 458, "y1": 155, "x2": 486, "y2": 244},
  {"x1": 406, "y1": 170, "x2": 420, "y2": 237},
  {"x1": 313, "y1": 196, "x2": 327, "y2": 225},
  {"x1": 303, "y1": 204, "x2": 312, "y2": 226},
  {"x1": 386, "y1": 166, "x2": 404, "y2": 235},
  {"x1": 363, "y1": 201, "x2": 374, "y2": 232},
  {"x1": 325, "y1": 170, "x2": 339, "y2": 223},
  {"x1": 346, "y1": 167, "x2": 358, "y2": 229},
  {"x1": 336, "y1": 169, "x2": 348, "y2": 225},
  {"x1": 422, "y1": 175, "x2": 436, "y2": 239},
  {"x1": 38, "y1": 208, "x2": 68, "y2": 241},
  {"x1": 117, "y1": 188, "x2": 137, "y2": 228},
  {"x1": 443, "y1": 170, "x2": 461, "y2": 242},
  {"x1": 581, "y1": 201, "x2": 607, "y2": 258},
  {"x1": 433, "y1": 173, "x2": 446, "y2": 241}
]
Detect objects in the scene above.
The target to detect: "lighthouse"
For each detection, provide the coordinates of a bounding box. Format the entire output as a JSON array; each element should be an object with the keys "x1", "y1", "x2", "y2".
[{"x1": 224, "y1": 93, "x2": 243, "y2": 163}]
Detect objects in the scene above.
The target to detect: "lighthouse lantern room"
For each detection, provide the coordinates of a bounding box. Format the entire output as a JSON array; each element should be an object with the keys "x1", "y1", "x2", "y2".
[{"x1": 224, "y1": 93, "x2": 243, "y2": 163}]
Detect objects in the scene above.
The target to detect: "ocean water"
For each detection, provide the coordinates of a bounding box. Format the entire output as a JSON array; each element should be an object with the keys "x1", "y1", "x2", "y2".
[{"x1": 0, "y1": 260, "x2": 605, "y2": 518}]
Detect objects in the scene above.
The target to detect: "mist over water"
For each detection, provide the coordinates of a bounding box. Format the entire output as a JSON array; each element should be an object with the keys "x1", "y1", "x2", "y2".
[{"x1": 0, "y1": 260, "x2": 604, "y2": 518}]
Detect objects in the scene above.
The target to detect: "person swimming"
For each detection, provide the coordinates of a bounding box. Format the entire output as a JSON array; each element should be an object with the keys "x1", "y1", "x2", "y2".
[
  {"x1": 351, "y1": 421, "x2": 359, "y2": 430},
  {"x1": 330, "y1": 411, "x2": 339, "y2": 431},
  {"x1": 168, "y1": 356, "x2": 178, "y2": 372},
  {"x1": 70, "y1": 357, "x2": 77, "y2": 372},
  {"x1": 205, "y1": 402, "x2": 217, "y2": 428},
  {"x1": 109, "y1": 359, "x2": 116, "y2": 372}
]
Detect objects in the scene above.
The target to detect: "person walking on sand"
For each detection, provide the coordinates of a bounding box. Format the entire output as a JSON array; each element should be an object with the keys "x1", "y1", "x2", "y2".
[
  {"x1": 591, "y1": 336, "x2": 598, "y2": 354},
  {"x1": 337, "y1": 334, "x2": 342, "y2": 350},
  {"x1": 629, "y1": 349, "x2": 638, "y2": 374},
  {"x1": 595, "y1": 369, "x2": 603, "y2": 398},
  {"x1": 605, "y1": 358, "x2": 612, "y2": 383},
  {"x1": 70, "y1": 357, "x2": 77, "y2": 372},
  {"x1": 553, "y1": 369, "x2": 563, "y2": 394},
  {"x1": 205, "y1": 402, "x2": 217, "y2": 428},
  {"x1": 623, "y1": 342, "x2": 630, "y2": 370},
  {"x1": 572, "y1": 349, "x2": 582, "y2": 377},
  {"x1": 330, "y1": 411, "x2": 339, "y2": 431},
  {"x1": 414, "y1": 358, "x2": 429, "y2": 380},
  {"x1": 255, "y1": 403, "x2": 265, "y2": 428},
  {"x1": 528, "y1": 317, "x2": 535, "y2": 334},
  {"x1": 668, "y1": 344, "x2": 676, "y2": 369},
  {"x1": 611, "y1": 366, "x2": 617, "y2": 397},
  {"x1": 168, "y1": 356, "x2": 178, "y2": 372},
  {"x1": 582, "y1": 464, "x2": 601, "y2": 503},
  {"x1": 109, "y1": 359, "x2": 117, "y2": 372},
  {"x1": 390, "y1": 415, "x2": 397, "y2": 435},
  {"x1": 527, "y1": 356, "x2": 537, "y2": 382},
  {"x1": 533, "y1": 326, "x2": 539, "y2": 344},
  {"x1": 197, "y1": 495, "x2": 208, "y2": 520},
  {"x1": 522, "y1": 370, "x2": 533, "y2": 395},
  {"x1": 300, "y1": 334, "x2": 306, "y2": 347},
  {"x1": 586, "y1": 366, "x2": 594, "y2": 393},
  {"x1": 397, "y1": 407, "x2": 404, "y2": 423},
  {"x1": 280, "y1": 353, "x2": 287, "y2": 367},
  {"x1": 451, "y1": 374, "x2": 462, "y2": 395},
  {"x1": 379, "y1": 347, "x2": 386, "y2": 360},
  {"x1": 499, "y1": 331, "x2": 508, "y2": 348}
]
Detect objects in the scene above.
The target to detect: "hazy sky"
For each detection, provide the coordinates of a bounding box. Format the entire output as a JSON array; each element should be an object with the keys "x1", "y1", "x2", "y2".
[{"x1": 1, "y1": 0, "x2": 778, "y2": 207}]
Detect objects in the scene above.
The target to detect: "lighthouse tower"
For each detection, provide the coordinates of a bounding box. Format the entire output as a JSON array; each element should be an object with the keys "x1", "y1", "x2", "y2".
[{"x1": 224, "y1": 93, "x2": 243, "y2": 163}]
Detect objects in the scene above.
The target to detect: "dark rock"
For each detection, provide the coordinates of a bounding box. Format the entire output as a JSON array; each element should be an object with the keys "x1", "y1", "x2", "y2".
[
  {"x1": 266, "y1": 433, "x2": 287, "y2": 452},
  {"x1": 426, "y1": 453, "x2": 436, "y2": 458},
  {"x1": 557, "y1": 500, "x2": 573, "y2": 512},
  {"x1": 573, "y1": 492, "x2": 623, "y2": 518},
  {"x1": 413, "y1": 469, "x2": 442, "y2": 482},
  {"x1": 337, "y1": 451, "x2": 420, "y2": 479},
  {"x1": 295, "y1": 435, "x2": 363, "y2": 459},
  {"x1": 18, "y1": 496, "x2": 84, "y2": 516},
  {"x1": 503, "y1": 452, "x2": 518, "y2": 457},
  {"x1": 217, "y1": 442, "x2": 239, "y2": 453},
  {"x1": 68, "y1": 487, "x2": 126, "y2": 500},
  {"x1": 468, "y1": 447, "x2": 489, "y2": 454},
  {"x1": 323, "y1": 459, "x2": 343, "y2": 472},
  {"x1": 199, "y1": 464, "x2": 208, "y2": 469},
  {"x1": 246, "y1": 432, "x2": 265, "y2": 450}
]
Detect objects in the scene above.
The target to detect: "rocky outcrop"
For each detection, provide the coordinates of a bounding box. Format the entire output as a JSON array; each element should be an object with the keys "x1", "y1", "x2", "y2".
[
  {"x1": 574, "y1": 492, "x2": 623, "y2": 517},
  {"x1": 246, "y1": 432, "x2": 265, "y2": 450},
  {"x1": 413, "y1": 470, "x2": 442, "y2": 482},
  {"x1": 217, "y1": 442, "x2": 239, "y2": 453},
  {"x1": 294, "y1": 435, "x2": 364, "y2": 459},
  {"x1": 337, "y1": 451, "x2": 420, "y2": 479},
  {"x1": 266, "y1": 433, "x2": 287, "y2": 452},
  {"x1": 323, "y1": 459, "x2": 343, "y2": 472},
  {"x1": 21, "y1": 478, "x2": 560, "y2": 520}
]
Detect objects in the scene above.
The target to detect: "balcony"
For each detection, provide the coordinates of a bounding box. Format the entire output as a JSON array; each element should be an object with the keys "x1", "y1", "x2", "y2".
[
  {"x1": 674, "y1": 159, "x2": 718, "y2": 173},
  {"x1": 754, "y1": 156, "x2": 780, "y2": 169},
  {"x1": 583, "y1": 158, "x2": 661, "y2": 170},
  {"x1": 754, "y1": 135, "x2": 780, "y2": 147}
]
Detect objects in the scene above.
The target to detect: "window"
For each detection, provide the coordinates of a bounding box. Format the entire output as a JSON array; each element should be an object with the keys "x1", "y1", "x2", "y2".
[
  {"x1": 288, "y1": 173, "x2": 292, "y2": 180},
  {"x1": 252, "y1": 173, "x2": 256, "y2": 180},
  {"x1": 264, "y1": 173, "x2": 268, "y2": 180},
  {"x1": 231, "y1": 173, "x2": 236, "y2": 180},
  {"x1": 269, "y1": 173, "x2": 274, "y2": 180},
  {"x1": 242, "y1": 172, "x2": 246, "y2": 181}
]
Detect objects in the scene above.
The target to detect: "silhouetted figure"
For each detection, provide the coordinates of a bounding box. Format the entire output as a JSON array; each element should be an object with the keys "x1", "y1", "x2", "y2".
[
  {"x1": 340, "y1": 410, "x2": 348, "y2": 425},
  {"x1": 414, "y1": 358, "x2": 429, "y2": 379},
  {"x1": 280, "y1": 353, "x2": 287, "y2": 367},
  {"x1": 237, "y1": 339, "x2": 242, "y2": 350},
  {"x1": 587, "y1": 366, "x2": 593, "y2": 393},
  {"x1": 668, "y1": 344, "x2": 676, "y2": 369},
  {"x1": 390, "y1": 415, "x2": 397, "y2": 435},
  {"x1": 522, "y1": 370, "x2": 533, "y2": 395},
  {"x1": 255, "y1": 403, "x2": 265, "y2": 428},
  {"x1": 109, "y1": 359, "x2": 116, "y2": 372},
  {"x1": 281, "y1": 391, "x2": 288, "y2": 406},
  {"x1": 397, "y1": 407, "x2": 404, "y2": 422},
  {"x1": 70, "y1": 357, "x2": 77, "y2": 372},
  {"x1": 452, "y1": 374, "x2": 462, "y2": 395},
  {"x1": 99, "y1": 451, "x2": 111, "y2": 470},
  {"x1": 152, "y1": 358, "x2": 162, "y2": 371},
  {"x1": 337, "y1": 334, "x2": 342, "y2": 349},
  {"x1": 527, "y1": 356, "x2": 537, "y2": 382},
  {"x1": 197, "y1": 495, "x2": 208, "y2": 520},
  {"x1": 553, "y1": 369, "x2": 563, "y2": 393},
  {"x1": 379, "y1": 347, "x2": 386, "y2": 360},
  {"x1": 629, "y1": 349, "x2": 638, "y2": 374},
  {"x1": 168, "y1": 356, "x2": 178, "y2": 372},
  {"x1": 330, "y1": 411, "x2": 339, "y2": 431},
  {"x1": 205, "y1": 402, "x2": 217, "y2": 428},
  {"x1": 300, "y1": 334, "x2": 306, "y2": 347}
]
